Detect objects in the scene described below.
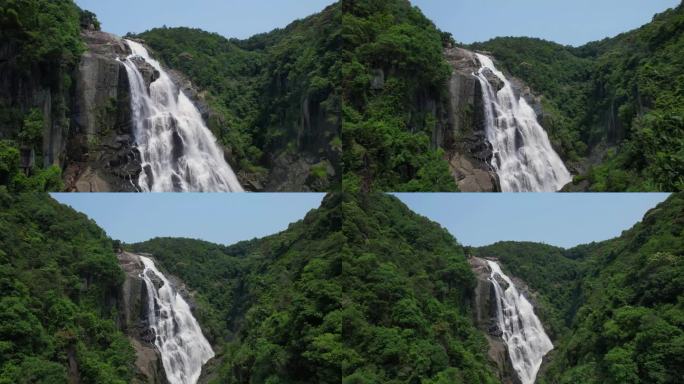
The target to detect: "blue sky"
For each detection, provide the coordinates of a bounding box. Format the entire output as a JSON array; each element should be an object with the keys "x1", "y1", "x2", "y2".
[
  {"x1": 394, "y1": 193, "x2": 671, "y2": 248},
  {"x1": 74, "y1": 0, "x2": 333, "y2": 39},
  {"x1": 411, "y1": 0, "x2": 681, "y2": 46},
  {"x1": 51, "y1": 193, "x2": 324, "y2": 245}
]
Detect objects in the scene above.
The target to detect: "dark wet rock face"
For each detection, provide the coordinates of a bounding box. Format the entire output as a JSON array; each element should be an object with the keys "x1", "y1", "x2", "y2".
[
  {"x1": 65, "y1": 29, "x2": 142, "y2": 192},
  {"x1": 468, "y1": 257, "x2": 522, "y2": 384},
  {"x1": 116, "y1": 252, "x2": 168, "y2": 384},
  {"x1": 443, "y1": 47, "x2": 499, "y2": 192}
]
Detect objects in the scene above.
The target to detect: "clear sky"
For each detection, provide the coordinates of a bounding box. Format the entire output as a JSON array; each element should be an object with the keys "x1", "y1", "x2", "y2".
[
  {"x1": 74, "y1": 0, "x2": 333, "y2": 39},
  {"x1": 411, "y1": 0, "x2": 681, "y2": 46},
  {"x1": 394, "y1": 193, "x2": 671, "y2": 248},
  {"x1": 50, "y1": 193, "x2": 324, "y2": 245}
]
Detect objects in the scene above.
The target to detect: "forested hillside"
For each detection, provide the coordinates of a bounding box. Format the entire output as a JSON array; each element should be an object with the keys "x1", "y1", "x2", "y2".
[
  {"x1": 135, "y1": 3, "x2": 342, "y2": 191},
  {"x1": 0, "y1": 192, "x2": 135, "y2": 383},
  {"x1": 129, "y1": 194, "x2": 343, "y2": 384},
  {"x1": 341, "y1": 0, "x2": 457, "y2": 192},
  {"x1": 0, "y1": 0, "x2": 94, "y2": 191},
  {"x1": 476, "y1": 193, "x2": 684, "y2": 383},
  {"x1": 341, "y1": 193, "x2": 497, "y2": 382},
  {"x1": 471, "y1": 3, "x2": 684, "y2": 191}
]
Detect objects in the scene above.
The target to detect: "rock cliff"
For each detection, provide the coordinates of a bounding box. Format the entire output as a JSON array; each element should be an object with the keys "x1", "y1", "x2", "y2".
[
  {"x1": 443, "y1": 47, "x2": 499, "y2": 192},
  {"x1": 469, "y1": 256, "x2": 522, "y2": 384},
  {"x1": 64, "y1": 30, "x2": 142, "y2": 192},
  {"x1": 117, "y1": 251, "x2": 168, "y2": 384},
  {"x1": 441, "y1": 46, "x2": 556, "y2": 192}
]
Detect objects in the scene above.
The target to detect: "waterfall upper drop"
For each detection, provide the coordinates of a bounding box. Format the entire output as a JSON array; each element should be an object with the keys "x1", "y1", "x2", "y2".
[
  {"x1": 139, "y1": 256, "x2": 215, "y2": 384},
  {"x1": 473, "y1": 53, "x2": 572, "y2": 192},
  {"x1": 119, "y1": 40, "x2": 243, "y2": 192},
  {"x1": 486, "y1": 260, "x2": 553, "y2": 384}
]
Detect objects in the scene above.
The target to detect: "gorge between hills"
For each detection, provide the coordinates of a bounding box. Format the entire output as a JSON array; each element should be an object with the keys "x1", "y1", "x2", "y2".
[{"x1": 1, "y1": 191, "x2": 681, "y2": 383}]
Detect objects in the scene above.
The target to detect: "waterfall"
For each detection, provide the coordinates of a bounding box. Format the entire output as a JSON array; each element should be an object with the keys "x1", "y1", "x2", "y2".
[
  {"x1": 473, "y1": 53, "x2": 572, "y2": 192},
  {"x1": 119, "y1": 40, "x2": 243, "y2": 192},
  {"x1": 139, "y1": 256, "x2": 214, "y2": 384},
  {"x1": 486, "y1": 260, "x2": 553, "y2": 384}
]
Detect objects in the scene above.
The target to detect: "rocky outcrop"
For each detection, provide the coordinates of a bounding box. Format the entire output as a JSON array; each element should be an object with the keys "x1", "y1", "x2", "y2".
[
  {"x1": 66, "y1": 30, "x2": 142, "y2": 192},
  {"x1": 117, "y1": 252, "x2": 168, "y2": 384},
  {"x1": 468, "y1": 257, "x2": 521, "y2": 384},
  {"x1": 443, "y1": 47, "x2": 499, "y2": 192}
]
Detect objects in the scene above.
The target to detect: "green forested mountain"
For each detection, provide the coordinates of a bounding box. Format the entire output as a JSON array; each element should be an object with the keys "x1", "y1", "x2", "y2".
[
  {"x1": 476, "y1": 193, "x2": 684, "y2": 383},
  {"x1": 129, "y1": 194, "x2": 343, "y2": 383},
  {"x1": 0, "y1": 192, "x2": 135, "y2": 383},
  {"x1": 341, "y1": 193, "x2": 497, "y2": 382},
  {"x1": 471, "y1": 3, "x2": 684, "y2": 191},
  {"x1": 134, "y1": 3, "x2": 341, "y2": 191},
  {"x1": 0, "y1": 0, "x2": 94, "y2": 191},
  {"x1": 341, "y1": 0, "x2": 457, "y2": 192}
]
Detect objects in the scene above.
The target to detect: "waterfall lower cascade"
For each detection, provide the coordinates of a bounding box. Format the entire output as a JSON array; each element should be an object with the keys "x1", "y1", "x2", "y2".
[
  {"x1": 139, "y1": 256, "x2": 215, "y2": 384},
  {"x1": 474, "y1": 53, "x2": 572, "y2": 192},
  {"x1": 486, "y1": 260, "x2": 553, "y2": 384},
  {"x1": 120, "y1": 40, "x2": 243, "y2": 192}
]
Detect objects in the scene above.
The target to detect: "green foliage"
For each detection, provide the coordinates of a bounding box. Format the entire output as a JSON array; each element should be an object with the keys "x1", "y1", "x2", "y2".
[
  {"x1": 0, "y1": 140, "x2": 63, "y2": 192},
  {"x1": 472, "y1": 3, "x2": 684, "y2": 191},
  {"x1": 341, "y1": 193, "x2": 496, "y2": 382},
  {"x1": 135, "y1": 3, "x2": 341, "y2": 190},
  {"x1": 0, "y1": 0, "x2": 89, "y2": 191},
  {"x1": 479, "y1": 194, "x2": 684, "y2": 383},
  {"x1": 341, "y1": 0, "x2": 457, "y2": 192},
  {"x1": 0, "y1": 193, "x2": 135, "y2": 383},
  {"x1": 0, "y1": 0, "x2": 84, "y2": 67},
  {"x1": 18, "y1": 108, "x2": 44, "y2": 147},
  {"x1": 130, "y1": 194, "x2": 344, "y2": 383}
]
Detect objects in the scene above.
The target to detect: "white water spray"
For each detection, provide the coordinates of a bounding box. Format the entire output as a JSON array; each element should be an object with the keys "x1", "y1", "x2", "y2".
[
  {"x1": 139, "y1": 256, "x2": 214, "y2": 384},
  {"x1": 474, "y1": 53, "x2": 571, "y2": 192},
  {"x1": 120, "y1": 40, "x2": 243, "y2": 192},
  {"x1": 487, "y1": 260, "x2": 553, "y2": 384}
]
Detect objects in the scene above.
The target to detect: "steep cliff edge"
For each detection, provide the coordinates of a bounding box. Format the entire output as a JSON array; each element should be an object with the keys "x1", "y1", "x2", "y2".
[
  {"x1": 117, "y1": 251, "x2": 215, "y2": 384},
  {"x1": 443, "y1": 47, "x2": 498, "y2": 192},
  {"x1": 442, "y1": 46, "x2": 562, "y2": 192},
  {"x1": 469, "y1": 257, "x2": 521, "y2": 384},
  {"x1": 117, "y1": 251, "x2": 168, "y2": 384},
  {"x1": 64, "y1": 30, "x2": 141, "y2": 192}
]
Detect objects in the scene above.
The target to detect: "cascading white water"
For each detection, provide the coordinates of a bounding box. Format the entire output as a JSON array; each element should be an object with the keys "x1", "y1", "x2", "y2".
[
  {"x1": 119, "y1": 40, "x2": 243, "y2": 192},
  {"x1": 474, "y1": 53, "x2": 572, "y2": 192},
  {"x1": 486, "y1": 260, "x2": 553, "y2": 384},
  {"x1": 139, "y1": 256, "x2": 214, "y2": 384}
]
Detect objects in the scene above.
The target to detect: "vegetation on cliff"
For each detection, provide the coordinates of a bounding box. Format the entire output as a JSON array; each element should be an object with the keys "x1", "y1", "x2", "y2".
[
  {"x1": 341, "y1": 193, "x2": 496, "y2": 382},
  {"x1": 471, "y1": 3, "x2": 684, "y2": 191},
  {"x1": 0, "y1": 0, "x2": 97, "y2": 191},
  {"x1": 134, "y1": 3, "x2": 341, "y2": 191},
  {"x1": 341, "y1": 0, "x2": 457, "y2": 192},
  {"x1": 130, "y1": 194, "x2": 343, "y2": 383},
  {"x1": 476, "y1": 193, "x2": 684, "y2": 383},
  {"x1": 0, "y1": 192, "x2": 135, "y2": 383}
]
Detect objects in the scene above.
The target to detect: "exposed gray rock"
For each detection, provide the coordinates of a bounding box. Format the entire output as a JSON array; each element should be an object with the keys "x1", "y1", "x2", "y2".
[
  {"x1": 481, "y1": 67, "x2": 505, "y2": 91},
  {"x1": 370, "y1": 68, "x2": 385, "y2": 90},
  {"x1": 443, "y1": 47, "x2": 499, "y2": 191},
  {"x1": 116, "y1": 252, "x2": 168, "y2": 384},
  {"x1": 468, "y1": 257, "x2": 522, "y2": 384},
  {"x1": 68, "y1": 29, "x2": 140, "y2": 191}
]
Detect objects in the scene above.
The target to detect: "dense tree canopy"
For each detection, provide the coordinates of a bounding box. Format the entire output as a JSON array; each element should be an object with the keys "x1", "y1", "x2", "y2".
[
  {"x1": 0, "y1": 192, "x2": 135, "y2": 383},
  {"x1": 341, "y1": 0, "x2": 457, "y2": 192},
  {"x1": 341, "y1": 193, "x2": 497, "y2": 382}
]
